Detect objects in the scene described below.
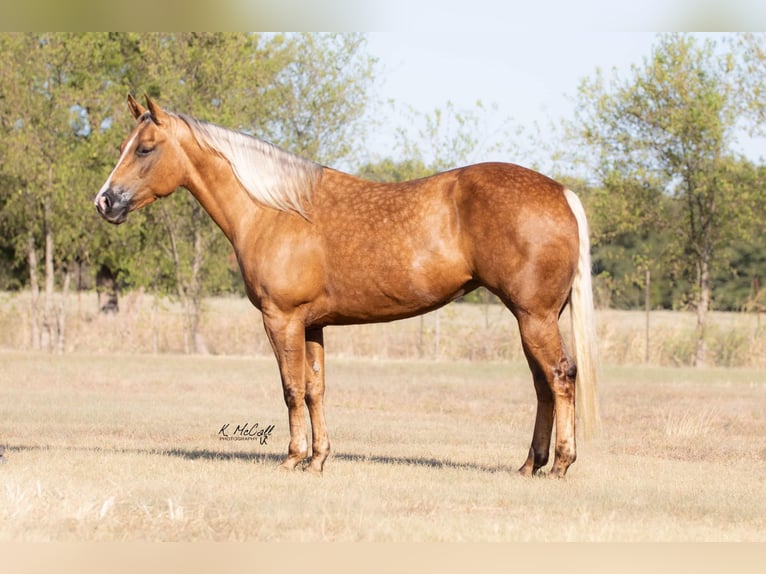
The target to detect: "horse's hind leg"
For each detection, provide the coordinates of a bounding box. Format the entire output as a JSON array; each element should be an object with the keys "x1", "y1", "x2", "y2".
[
  {"x1": 518, "y1": 360, "x2": 555, "y2": 476},
  {"x1": 516, "y1": 313, "x2": 577, "y2": 478}
]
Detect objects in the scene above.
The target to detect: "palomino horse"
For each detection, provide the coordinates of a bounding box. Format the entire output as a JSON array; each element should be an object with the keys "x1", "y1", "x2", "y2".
[{"x1": 95, "y1": 95, "x2": 599, "y2": 478}]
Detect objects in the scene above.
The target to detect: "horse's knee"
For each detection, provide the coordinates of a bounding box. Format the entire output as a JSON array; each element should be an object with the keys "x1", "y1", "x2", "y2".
[{"x1": 282, "y1": 385, "x2": 305, "y2": 407}]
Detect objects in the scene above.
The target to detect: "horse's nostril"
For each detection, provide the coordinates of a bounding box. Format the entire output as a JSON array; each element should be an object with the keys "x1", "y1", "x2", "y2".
[{"x1": 102, "y1": 192, "x2": 112, "y2": 210}]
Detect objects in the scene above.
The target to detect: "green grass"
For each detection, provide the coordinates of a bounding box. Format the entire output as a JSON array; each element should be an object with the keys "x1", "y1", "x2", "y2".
[{"x1": 2, "y1": 351, "x2": 765, "y2": 541}]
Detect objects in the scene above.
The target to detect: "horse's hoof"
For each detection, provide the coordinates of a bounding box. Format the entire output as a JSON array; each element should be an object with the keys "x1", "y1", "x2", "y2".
[{"x1": 277, "y1": 458, "x2": 302, "y2": 472}]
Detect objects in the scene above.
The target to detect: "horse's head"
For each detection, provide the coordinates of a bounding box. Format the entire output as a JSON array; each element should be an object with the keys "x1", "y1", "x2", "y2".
[{"x1": 95, "y1": 95, "x2": 185, "y2": 224}]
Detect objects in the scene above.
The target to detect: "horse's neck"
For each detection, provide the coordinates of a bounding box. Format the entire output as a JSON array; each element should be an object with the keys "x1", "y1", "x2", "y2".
[{"x1": 183, "y1": 148, "x2": 265, "y2": 246}]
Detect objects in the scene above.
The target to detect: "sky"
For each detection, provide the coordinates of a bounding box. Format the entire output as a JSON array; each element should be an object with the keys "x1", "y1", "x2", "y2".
[
  {"x1": 355, "y1": 30, "x2": 764, "y2": 171},
  {"x1": 360, "y1": 32, "x2": 656, "y2": 165},
  {"x1": 365, "y1": 31, "x2": 658, "y2": 124}
]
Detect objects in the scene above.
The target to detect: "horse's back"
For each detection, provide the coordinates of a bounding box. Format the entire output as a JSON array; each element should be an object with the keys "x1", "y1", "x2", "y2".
[
  {"x1": 319, "y1": 162, "x2": 570, "y2": 216},
  {"x1": 310, "y1": 163, "x2": 580, "y2": 320}
]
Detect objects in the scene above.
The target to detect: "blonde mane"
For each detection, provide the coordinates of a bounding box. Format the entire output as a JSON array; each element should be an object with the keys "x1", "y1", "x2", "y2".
[{"x1": 178, "y1": 114, "x2": 321, "y2": 218}]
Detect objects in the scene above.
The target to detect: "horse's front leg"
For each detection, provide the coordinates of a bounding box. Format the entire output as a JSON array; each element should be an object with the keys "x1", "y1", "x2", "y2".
[
  {"x1": 305, "y1": 327, "x2": 330, "y2": 474},
  {"x1": 263, "y1": 313, "x2": 310, "y2": 471}
]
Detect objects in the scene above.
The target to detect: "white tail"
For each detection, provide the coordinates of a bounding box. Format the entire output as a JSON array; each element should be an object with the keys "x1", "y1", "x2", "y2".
[{"x1": 564, "y1": 189, "x2": 601, "y2": 439}]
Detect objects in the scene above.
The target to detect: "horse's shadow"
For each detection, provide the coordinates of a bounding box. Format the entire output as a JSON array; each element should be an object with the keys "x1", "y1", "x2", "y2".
[
  {"x1": 170, "y1": 447, "x2": 510, "y2": 473},
  {"x1": 9, "y1": 443, "x2": 512, "y2": 474}
]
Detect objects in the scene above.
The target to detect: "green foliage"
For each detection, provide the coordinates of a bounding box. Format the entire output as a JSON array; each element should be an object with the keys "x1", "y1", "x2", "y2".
[
  {"x1": 0, "y1": 33, "x2": 123, "y2": 268},
  {"x1": 0, "y1": 33, "x2": 377, "y2": 302},
  {"x1": 570, "y1": 33, "x2": 766, "y2": 321},
  {"x1": 2, "y1": 31, "x2": 765, "y2": 344},
  {"x1": 264, "y1": 33, "x2": 376, "y2": 165},
  {"x1": 388, "y1": 99, "x2": 520, "y2": 173},
  {"x1": 356, "y1": 158, "x2": 431, "y2": 183}
]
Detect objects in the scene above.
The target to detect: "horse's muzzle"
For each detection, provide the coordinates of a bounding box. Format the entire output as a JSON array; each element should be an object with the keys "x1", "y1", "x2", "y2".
[{"x1": 95, "y1": 187, "x2": 130, "y2": 225}]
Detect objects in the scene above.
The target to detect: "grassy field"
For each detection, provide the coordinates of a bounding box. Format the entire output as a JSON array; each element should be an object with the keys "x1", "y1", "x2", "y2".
[
  {"x1": 2, "y1": 290, "x2": 765, "y2": 367},
  {"x1": 1, "y1": 350, "x2": 765, "y2": 541}
]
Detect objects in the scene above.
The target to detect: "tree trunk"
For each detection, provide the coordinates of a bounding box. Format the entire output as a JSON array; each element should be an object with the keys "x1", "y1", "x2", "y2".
[
  {"x1": 96, "y1": 264, "x2": 120, "y2": 313},
  {"x1": 176, "y1": 283, "x2": 191, "y2": 355},
  {"x1": 41, "y1": 192, "x2": 71, "y2": 354},
  {"x1": 418, "y1": 315, "x2": 425, "y2": 358},
  {"x1": 644, "y1": 268, "x2": 651, "y2": 364},
  {"x1": 694, "y1": 257, "x2": 711, "y2": 367},
  {"x1": 42, "y1": 194, "x2": 55, "y2": 352},
  {"x1": 160, "y1": 204, "x2": 208, "y2": 355},
  {"x1": 480, "y1": 287, "x2": 491, "y2": 329},
  {"x1": 27, "y1": 231, "x2": 42, "y2": 351},
  {"x1": 189, "y1": 219, "x2": 208, "y2": 355},
  {"x1": 152, "y1": 283, "x2": 160, "y2": 355},
  {"x1": 55, "y1": 267, "x2": 70, "y2": 354}
]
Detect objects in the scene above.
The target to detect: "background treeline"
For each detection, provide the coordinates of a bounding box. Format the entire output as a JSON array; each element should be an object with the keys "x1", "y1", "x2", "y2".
[
  {"x1": 0, "y1": 32, "x2": 375, "y2": 353},
  {"x1": 1, "y1": 33, "x2": 765, "y2": 364}
]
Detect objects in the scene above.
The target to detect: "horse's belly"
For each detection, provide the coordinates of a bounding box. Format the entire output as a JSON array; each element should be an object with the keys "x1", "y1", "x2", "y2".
[{"x1": 315, "y1": 261, "x2": 475, "y2": 325}]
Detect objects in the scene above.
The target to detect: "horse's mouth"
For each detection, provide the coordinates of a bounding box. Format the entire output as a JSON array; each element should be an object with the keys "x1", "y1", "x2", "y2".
[
  {"x1": 95, "y1": 187, "x2": 130, "y2": 224},
  {"x1": 98, "y1": 208, "x2": 129, "y2": 225}
]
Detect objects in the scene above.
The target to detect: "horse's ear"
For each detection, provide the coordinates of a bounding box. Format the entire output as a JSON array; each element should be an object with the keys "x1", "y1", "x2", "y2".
[
  {"x1": 145, "y1": 95, "x2": 169, "y2": 126},
  {"x1": 127, "y1": 94, "x2": 146, "y2": 120}
]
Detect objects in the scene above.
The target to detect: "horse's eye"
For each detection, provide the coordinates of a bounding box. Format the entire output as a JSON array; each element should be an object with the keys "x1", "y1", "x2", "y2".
[{"x1": 136, "y1": 145, "x2": 154, "y2": 157}]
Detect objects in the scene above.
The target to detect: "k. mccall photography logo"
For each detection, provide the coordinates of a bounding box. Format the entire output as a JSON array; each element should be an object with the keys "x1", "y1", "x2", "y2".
[{"x1": 217, "y1": 422, "x2": 275, "y2": 445}]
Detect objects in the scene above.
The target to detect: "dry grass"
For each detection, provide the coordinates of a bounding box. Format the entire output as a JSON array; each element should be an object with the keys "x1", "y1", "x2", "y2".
[
  {"x1": 2, "y1": 290, "x2": 765, "y2": 367},
  {"x1": 1, "y1": 350, "x2": 765, "y2": 541}
]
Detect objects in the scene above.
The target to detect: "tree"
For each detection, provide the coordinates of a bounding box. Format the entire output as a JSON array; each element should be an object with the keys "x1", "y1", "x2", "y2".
[
  {"x1": 571, "y1": 33, "x2": 766, "y2": 366},
  {"x1": 263, "y1": 33, "x2": 376, "y2": 166},
  {"x1": 390, "y1": 99, "x2": 520, "y2": 173},
  {"x1": 0, "y1": 33, "x2": 126, "y2": 351},
  {"x1": 356, "y1": 157, "x2": 430, "y2": 183},
  {"x1": 0, "y1": 32, "x2": 378, "y2": 354}
]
